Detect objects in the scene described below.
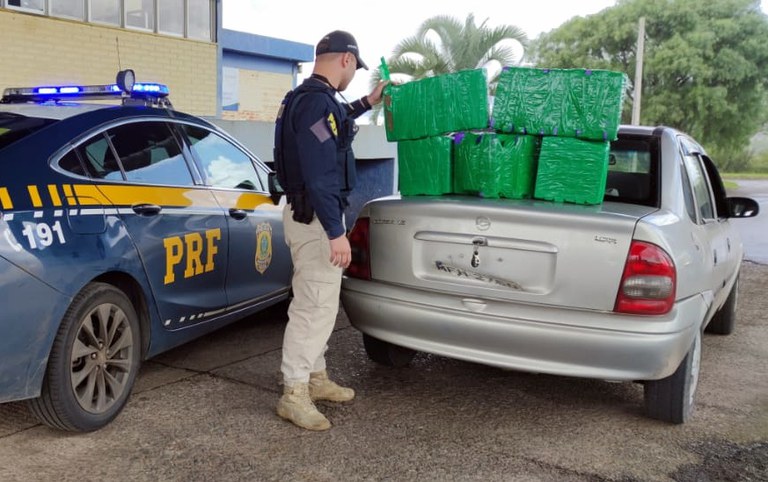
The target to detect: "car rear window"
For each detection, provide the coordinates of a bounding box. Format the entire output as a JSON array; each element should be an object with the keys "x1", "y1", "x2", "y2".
[
  {"x1": 605, "y1": 137, "x2": 659, "y2": 207},
  {"x1": 0, "y1": 113, "x2": 58, "y2": 151}
]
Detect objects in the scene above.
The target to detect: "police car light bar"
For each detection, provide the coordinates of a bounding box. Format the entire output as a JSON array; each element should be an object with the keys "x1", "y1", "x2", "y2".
[{"x1": 1, "y1": 82, "x2": 169, "y2": 103}]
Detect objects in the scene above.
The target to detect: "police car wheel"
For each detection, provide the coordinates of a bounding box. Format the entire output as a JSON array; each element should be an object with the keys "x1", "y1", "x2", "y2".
[{"x1": 27, "y1": 283, "x2": 141, "y2": 432}]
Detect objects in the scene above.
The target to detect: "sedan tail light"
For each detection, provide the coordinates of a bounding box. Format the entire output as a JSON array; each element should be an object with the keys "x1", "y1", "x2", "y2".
[
  {"x1": 614, "y1": 241, "x2": 676, "y2": 315},
  {"x1": 346, "y1": 217, "x2": 371, "y2": 280}
]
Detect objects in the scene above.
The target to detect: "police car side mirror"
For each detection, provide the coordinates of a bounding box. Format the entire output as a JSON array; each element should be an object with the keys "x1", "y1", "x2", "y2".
[{"x1": 268, "y1": 171, "x2": 284, "y2": 205}]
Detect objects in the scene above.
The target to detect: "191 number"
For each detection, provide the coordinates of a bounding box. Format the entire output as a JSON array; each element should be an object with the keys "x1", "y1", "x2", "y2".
[{"x1": 21, "y1": 221, "x2": 66, "y2": 249}]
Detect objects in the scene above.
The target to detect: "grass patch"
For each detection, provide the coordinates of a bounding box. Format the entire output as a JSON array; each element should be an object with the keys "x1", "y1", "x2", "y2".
[
  {"x1": 722, "y1": 172, "x2": 768, "y2": 180},
  {"x1": 723, "y1": 180, "x2": 739, "y2": 190}
]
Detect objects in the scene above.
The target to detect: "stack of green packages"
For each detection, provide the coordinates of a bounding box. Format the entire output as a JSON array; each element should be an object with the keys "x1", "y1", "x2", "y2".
[
  {"x1": 493, "y1": 67, "x2": 627, "y2": 141},
  {"x1": 397, "y1": 136, "x2": 453, "y2": 196},
  {"x1": 453, "y1": 133, "x2": 538, "y2": 199},
  {"x1": 384, "y1": 69, "x2": 489, "y2": 142},
  {"x1": 492, "y1": 66, "x2": 626, "y2": 204}
]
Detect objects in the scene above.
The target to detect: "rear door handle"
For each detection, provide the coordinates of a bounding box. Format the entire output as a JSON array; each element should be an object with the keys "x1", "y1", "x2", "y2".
[
  {"x1": 132, "y1": 203, "x2": 162, "y2": 216},
  {"x1": 229, "y1": 208, "x2": 247, "y2": 220}
]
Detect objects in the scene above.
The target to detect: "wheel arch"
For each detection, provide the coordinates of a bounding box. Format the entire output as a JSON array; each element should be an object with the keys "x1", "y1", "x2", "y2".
[{"x1": 92, "y1": 271, "x2": 152, "y2": 360}]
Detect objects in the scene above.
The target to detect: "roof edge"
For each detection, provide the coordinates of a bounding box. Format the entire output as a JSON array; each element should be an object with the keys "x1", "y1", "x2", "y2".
[{"x1": 220, "y1": 29, "x2": 314, "y2": 63}]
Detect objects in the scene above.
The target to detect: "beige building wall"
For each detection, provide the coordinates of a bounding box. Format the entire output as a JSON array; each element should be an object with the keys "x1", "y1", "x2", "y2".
[
  {"x1": 222, "y1": 69, "x2": 292, "y2": 122},
  {"x1": 0, "y1": 9, "x2": 217, "y2": 116}
]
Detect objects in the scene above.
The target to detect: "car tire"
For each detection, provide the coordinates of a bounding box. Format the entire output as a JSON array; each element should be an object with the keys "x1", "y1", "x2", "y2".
[
  {"x1": 27, "y1": 282, "x2": 141, "y2": 432},
  {"x1": 643, "y1": 330, "x2": 701, "y2": 424},
  {"x1": 705, "y1": 275, "x2": 738, "y2": 335},
  {"x1": 362, "y1": 334, "x2": 416, "y2": 367}
]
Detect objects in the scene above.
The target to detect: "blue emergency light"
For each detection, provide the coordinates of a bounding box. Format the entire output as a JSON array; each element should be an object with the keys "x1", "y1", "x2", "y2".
[{"x1": 1, "y1": 70, "x2": 170, "y2": 105}]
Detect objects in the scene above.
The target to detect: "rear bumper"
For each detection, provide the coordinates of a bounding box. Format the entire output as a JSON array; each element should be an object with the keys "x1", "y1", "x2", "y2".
[
  {"x1": 0, "y1": 256, "x2": 68, "y2": 403},
  {"x1": 341, "y1": 278, "x2": 707, "y2": 381}
]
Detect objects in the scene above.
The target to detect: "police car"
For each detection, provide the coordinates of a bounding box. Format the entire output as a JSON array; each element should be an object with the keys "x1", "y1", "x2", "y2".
[{"x1": 0, "y1": 71, "x2": 291, "y2": 431}]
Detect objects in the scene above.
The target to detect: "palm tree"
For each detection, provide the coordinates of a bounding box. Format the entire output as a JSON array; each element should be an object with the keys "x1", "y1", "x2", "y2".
[{"x1": 369, "y1": 13, "x2": 528, "y2": 121}]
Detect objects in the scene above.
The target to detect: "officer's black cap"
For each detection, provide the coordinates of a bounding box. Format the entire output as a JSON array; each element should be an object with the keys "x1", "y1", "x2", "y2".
[{"x1": 315, "y1": 30, "x2": 368, "y2": 70}]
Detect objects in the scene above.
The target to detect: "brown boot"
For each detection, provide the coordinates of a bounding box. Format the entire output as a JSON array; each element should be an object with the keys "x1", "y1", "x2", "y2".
[
  {"x1": 276, "y1": 382, "x2": 331, "y2": 431},
  {"x1": 309, "y1": 370, "x2": 355, "y2": 402}
]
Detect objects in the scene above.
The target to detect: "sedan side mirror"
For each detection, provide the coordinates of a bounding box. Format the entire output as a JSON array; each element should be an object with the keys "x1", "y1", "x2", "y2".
[{"x1": 727, "y1": 197, "x2": 760, "y2": 218}]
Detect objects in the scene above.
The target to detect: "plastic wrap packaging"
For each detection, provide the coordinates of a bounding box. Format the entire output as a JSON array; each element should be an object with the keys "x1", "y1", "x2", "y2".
[
  {"x1": 492, "y1": 67, "x2": 627, "y2": 141},
  {"x1": 397, "y1": 136, "x2": 453, "y2": 195},
  {"x1": 534, "y1": 137, "x2": 610, "y2": 205},
  {"x1": 384, "y1": 69, "x2": 489, "y2": 142},
  {"x1": 453, "y1": 133, "x2": 538, "y2": 199}
]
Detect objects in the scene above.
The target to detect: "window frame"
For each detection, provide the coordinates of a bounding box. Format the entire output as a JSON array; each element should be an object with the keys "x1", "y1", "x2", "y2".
[
  {"x1": 174, "y1": 121, "x2": 269, "y2": 193},
  {"x1": 5, "y1": 0, "x2": 45, "y2": 15},
  {"x1": 57, "y1": 118, "x2": 204, "y2": 188},
  {"x1": 679, "y1": 136, "x2": 717, "y2": 225}
]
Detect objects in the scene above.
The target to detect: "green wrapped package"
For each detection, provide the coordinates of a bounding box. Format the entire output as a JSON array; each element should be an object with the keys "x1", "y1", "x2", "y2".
[
  {"x1": 453, "y1": 133, "x2": 538, "y2": 199},
  {"x1": 493, "y1": 67, "x2": 627, "y2": 141},
  {"x1": 384, "y1": 69, "x2": 489, "y2": 141},
  {"x1": 397, "y1": 136, "x2": 453, "y2": 195},
  {"x1": 534, "y1": 137, "x2": 610, "y2": 205}
]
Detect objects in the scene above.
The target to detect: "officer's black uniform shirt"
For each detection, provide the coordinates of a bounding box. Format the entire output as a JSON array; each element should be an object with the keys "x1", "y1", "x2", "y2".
[{"x1": 280, "y1": 76, "x2": 371, "y2": 239}]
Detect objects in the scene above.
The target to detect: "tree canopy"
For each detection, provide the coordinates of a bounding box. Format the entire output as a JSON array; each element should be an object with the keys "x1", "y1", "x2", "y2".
[
  {"x1": 529, "y1": 0, "x2": 768, "y2": 168},
  {"x1": 370, "y1": 14, "x2": 527, "y2": 93}
]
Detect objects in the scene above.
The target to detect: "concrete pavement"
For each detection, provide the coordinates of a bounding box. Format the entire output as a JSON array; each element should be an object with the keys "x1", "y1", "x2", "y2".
[{"x1": 0, "y1": 263, "x2": 766, "y2": 481}]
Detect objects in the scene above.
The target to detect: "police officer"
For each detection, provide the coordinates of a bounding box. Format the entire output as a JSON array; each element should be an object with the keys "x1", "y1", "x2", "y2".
[{"x1": 273, "y1": 30, "x2": 387, "y2": 431}]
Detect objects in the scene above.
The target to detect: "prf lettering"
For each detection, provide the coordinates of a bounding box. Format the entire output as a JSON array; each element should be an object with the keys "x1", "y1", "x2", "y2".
[{"x1": 164, "y1": 228, "x2": 222, "y2": 284}]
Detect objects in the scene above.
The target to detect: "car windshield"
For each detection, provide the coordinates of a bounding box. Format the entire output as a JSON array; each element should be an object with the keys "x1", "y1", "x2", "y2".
[{"x1": 0, "y1": 113, "x2": 58, "y2": 151}]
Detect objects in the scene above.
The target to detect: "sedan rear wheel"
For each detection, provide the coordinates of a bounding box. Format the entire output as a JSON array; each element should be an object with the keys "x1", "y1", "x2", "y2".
[
  {"x1": 643, "y1": 330, "x2": 701, "y2": 424},
  {"x1": 28, "y1": 283, "x2": 141, "y2": 432},
  {"x1": 363, "y1": 334, "x2": 416, "y2": 367}
]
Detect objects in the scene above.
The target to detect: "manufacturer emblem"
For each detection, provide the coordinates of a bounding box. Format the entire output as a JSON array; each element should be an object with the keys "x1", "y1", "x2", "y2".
[
  {"x1": 476, "y1": 216, "x2": 491, "y2": 231},
  {"x1": 255, "y1": 222, "x2": 273, "y2": 274}
]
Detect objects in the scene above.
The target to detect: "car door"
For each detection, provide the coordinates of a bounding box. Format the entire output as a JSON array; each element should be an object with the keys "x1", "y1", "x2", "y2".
[
  {"x1": 176, "y1": 122, "x2": 291, "y2": 309},
  {"x1": 78, "y1": 120, "x2": 229, "y2": 328},
  {"x1": 700, "y1": 154, "x2": 741, "y2": 292},
  {"x1": 679, "y1": 138, "x2": 730, "y2": 307}
]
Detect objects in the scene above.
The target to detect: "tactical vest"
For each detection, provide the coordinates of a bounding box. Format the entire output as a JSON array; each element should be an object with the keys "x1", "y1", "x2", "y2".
[{"x1": 273, "y1": 83, "x2": 358, "y2": 202}]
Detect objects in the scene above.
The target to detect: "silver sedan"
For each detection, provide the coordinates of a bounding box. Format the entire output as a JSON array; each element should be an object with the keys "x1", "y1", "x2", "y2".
[{"x1": 341, "y1": 125, "x2": 760, "y2": 424}]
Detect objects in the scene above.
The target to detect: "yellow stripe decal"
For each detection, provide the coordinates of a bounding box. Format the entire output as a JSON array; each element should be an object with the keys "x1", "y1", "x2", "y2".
[
  {"x1": 48, "y1": 185, "x2": 62, "y2": 207},
  {"x1": 95, "y1": 185, "x2": 221, "y2": 208},
  {"x1": 0, "y1": 188, "x2": 12, "y2": 209},
  {"x1": 27, "y1": 186, "x2": 43, "y2": 208},
  {"x1": 211, "y1": 190, "x2": 273, "y2": 210},
  {"x1": 62, "y1": 185, "x2": 75, "y2": 206}
]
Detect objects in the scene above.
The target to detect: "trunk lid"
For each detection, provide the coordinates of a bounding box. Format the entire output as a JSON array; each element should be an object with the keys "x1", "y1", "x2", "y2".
[{"x1": 365, "y1": 195, "x2": 658, "y2": 311}]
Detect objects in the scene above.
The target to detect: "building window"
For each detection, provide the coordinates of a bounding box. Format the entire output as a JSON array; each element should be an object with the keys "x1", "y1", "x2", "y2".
[
  {"x1": 7, "y1": 0, "x2": 45, "y2": 13},
  {"x1": 90, "y1": 0, "x2": 120, "y2": 25},
  {"x1": 4, "y1": 0, "x2": 214, "y2": 42},
  {"x1": 188, "y1": 0, "x2": 211, "y2": 41},
  {"x1": 125, "y1": 0, "x2": 154, "y2": 30},
  {"x1": 51, "y1": 0, "x2": 85, "y2": 19},
  {"x1": 158, "y1": 0, "x2": 183, "y2": 36}
]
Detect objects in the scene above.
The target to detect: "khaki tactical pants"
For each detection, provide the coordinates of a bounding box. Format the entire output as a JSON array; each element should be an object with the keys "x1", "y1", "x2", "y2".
[{"x1": 280, "y1": 204, "x2": 343, "y2": 385}]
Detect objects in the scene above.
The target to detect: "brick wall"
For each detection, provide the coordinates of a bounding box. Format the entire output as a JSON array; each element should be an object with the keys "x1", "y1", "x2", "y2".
[
  {"x1": 222, "y1": 69, "x2": 292, "y2": 122},
  {"x1": 0, "y1": 10, "x2": 217, "y2": 116}
]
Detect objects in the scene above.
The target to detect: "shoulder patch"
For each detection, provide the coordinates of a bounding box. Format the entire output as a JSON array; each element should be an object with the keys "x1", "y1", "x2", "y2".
[
  {"x1": 327, "y1": 113, "x2": 338, "y2": 137},
  {"x1": 309, "y1": 117, "x2": 332, "y2": 143}
]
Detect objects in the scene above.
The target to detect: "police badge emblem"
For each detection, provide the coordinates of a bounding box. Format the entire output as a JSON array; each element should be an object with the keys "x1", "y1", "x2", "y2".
[{"x1": 255, "y1": 222, "x2": 273, "y2": 274}]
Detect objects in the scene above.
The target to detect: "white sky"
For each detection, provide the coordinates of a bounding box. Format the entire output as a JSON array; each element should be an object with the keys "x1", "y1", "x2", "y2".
[{"x1": 223, "y1": 0, "x2": 768, "y2": 102}]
